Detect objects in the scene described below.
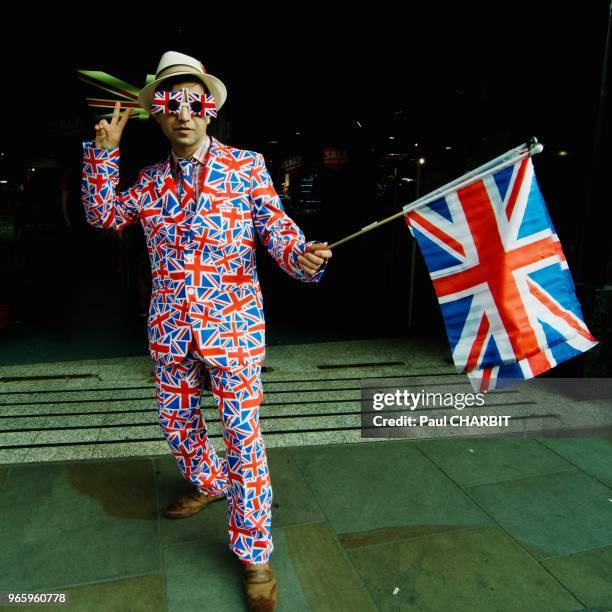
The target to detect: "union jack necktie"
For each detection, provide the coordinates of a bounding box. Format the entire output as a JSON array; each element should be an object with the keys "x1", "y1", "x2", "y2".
[{"x1": 177, "y1": 158, "x2": 196, "y2": 220}]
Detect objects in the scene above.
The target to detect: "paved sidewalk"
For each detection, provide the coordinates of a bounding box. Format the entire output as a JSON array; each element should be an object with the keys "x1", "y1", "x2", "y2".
[{"x1": 1, "y1": 339, "x2": 611, "y2": 610}]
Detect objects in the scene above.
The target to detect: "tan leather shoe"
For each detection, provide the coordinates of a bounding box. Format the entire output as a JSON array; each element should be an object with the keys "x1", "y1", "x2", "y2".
[
  {"x1": 163, "y1": 489, "x2": 225, "y2": 519},
  {"x1": 243, "y1": 566, "x2": 277, "y2": 611}
]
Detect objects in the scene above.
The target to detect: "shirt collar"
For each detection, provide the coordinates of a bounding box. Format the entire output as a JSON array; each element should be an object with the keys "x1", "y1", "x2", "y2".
[{"x1": 171, "y1": 135, "x2": 211, "y2": 172}]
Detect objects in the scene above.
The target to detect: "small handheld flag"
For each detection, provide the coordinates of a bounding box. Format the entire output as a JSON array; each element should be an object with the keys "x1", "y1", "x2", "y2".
[{"x1": 77, "y1": 70, "x2": 155, "y2": 120}]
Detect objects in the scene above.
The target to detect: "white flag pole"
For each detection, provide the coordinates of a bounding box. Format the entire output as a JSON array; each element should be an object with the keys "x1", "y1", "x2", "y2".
[
  {"x1": 402, "y1": 141, "x2": 543, "y2": 215},
  {"x1": 327, "y1": 138, "x2": 544, "y2": 250}
]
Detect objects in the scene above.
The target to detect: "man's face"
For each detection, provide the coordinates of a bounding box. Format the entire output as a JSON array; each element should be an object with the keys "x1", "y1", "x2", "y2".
[{"x1": 154, "y1": 80, "x2": 210, "y2": 151}]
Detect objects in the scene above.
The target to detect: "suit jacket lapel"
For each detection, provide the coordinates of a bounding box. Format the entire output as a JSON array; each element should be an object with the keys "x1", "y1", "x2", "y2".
[
  {"x1": 157, "y1": 155, "x2": 184, "y2": 221},
  {"x1": 201, "y1": 137, "x2": 227, "y2": 206}
]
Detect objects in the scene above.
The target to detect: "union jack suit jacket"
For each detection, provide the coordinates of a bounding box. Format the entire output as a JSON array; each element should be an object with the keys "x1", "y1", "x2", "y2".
[{"x1": 81, "y1": 136, "x2": 326, "y2": 368}]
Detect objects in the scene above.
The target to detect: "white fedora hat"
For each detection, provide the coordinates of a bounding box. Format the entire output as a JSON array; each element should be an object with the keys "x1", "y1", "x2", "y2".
[{"x1": 138, "y1": 51, "x2": 227, "y2": 112}]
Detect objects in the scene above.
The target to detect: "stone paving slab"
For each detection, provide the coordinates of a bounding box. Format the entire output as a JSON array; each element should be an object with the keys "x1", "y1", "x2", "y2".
[{"x1": 0, "y1": 437, "x2": 610, "y2": 610}]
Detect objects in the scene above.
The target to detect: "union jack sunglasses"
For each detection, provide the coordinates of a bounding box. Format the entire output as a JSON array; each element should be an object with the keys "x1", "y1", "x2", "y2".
[{"x1": 151, "y1": 88, "x2": 217, "y2": 118}]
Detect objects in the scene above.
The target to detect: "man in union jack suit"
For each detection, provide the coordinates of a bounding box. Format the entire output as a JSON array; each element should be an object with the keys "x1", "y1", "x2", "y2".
[{"x1": 82, "y1": 50, "x2": 332, "y2": 610}]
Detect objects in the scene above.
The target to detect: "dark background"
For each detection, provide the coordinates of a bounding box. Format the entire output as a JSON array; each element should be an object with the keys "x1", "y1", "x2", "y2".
[{"x1": 0, "y1": 6, "x2": 609, "y2": 370}]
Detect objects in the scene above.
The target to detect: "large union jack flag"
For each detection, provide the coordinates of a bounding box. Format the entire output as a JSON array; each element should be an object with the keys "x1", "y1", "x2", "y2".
[{"x1": 405, "y1": 155, "x2": 597, "y2": 392}]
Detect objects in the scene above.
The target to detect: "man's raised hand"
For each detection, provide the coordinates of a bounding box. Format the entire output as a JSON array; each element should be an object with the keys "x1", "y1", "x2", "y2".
[{"x1": 94, "y1": 102, "x2": 132, "y2": 149}]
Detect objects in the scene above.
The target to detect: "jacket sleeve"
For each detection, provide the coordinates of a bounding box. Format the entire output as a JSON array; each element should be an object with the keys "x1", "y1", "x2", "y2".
[
  {"x1": 81, "y1": 140, "x2": 153, "y2": 231},
  {"x1": 249, "y1": 152, "x2": 328, "y2": 283}
]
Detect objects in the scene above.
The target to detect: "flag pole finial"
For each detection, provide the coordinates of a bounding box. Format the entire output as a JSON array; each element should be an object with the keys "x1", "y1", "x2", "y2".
[{"x1": 528, "y1": 136, "x2": 544, "y2": 155}]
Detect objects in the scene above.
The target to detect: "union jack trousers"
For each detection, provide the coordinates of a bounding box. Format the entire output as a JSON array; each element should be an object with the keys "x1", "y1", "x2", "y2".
[
  {"x1": 156, "y1": 335, "x2": 273, "y2": 564},
  {"x1": 82, "y1": 135, "x2": 328, "y2": 564}
]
